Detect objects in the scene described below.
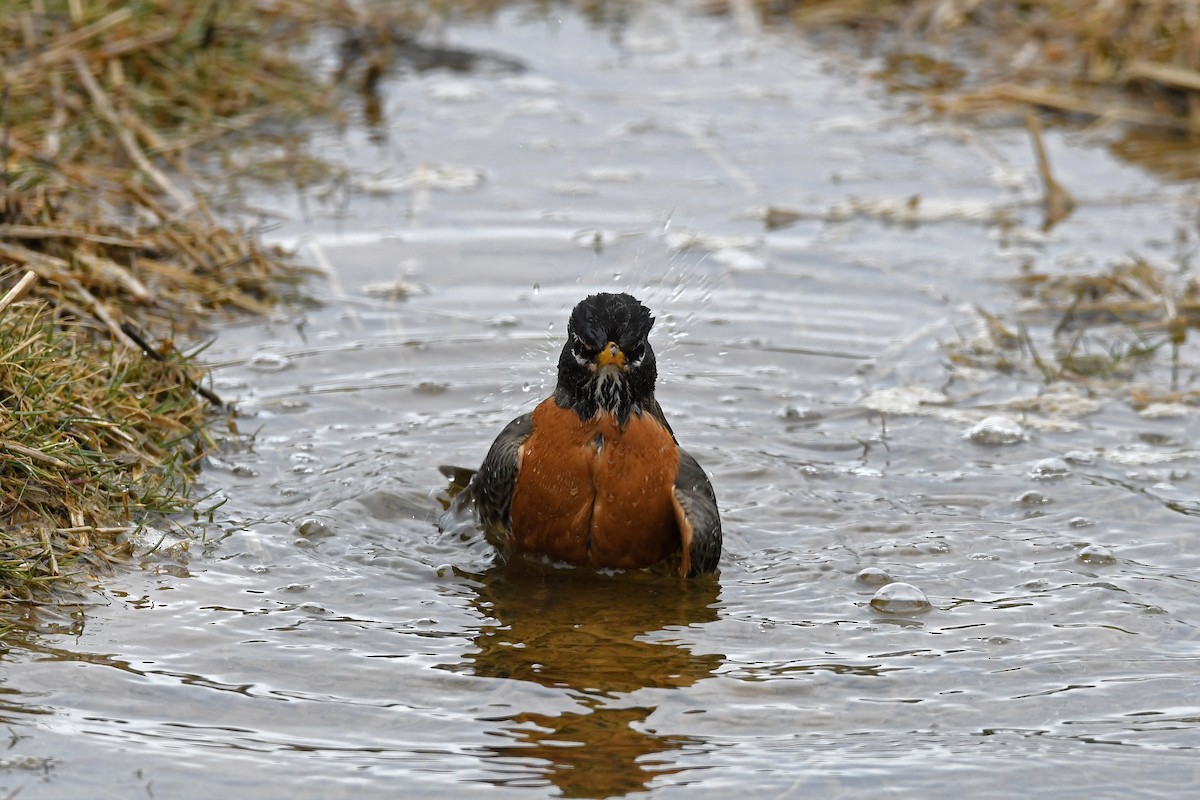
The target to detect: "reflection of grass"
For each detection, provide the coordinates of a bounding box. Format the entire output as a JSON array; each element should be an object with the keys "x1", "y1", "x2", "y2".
[
  {"x1": 0, "y1": 1, "x2": 443, "y2": 598},
  {"x1": 948, "y1": 259, "x2": 1195, "y2": 394}
]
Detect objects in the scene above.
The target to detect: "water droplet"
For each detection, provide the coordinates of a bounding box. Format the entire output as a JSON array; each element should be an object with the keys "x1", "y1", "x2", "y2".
[
  {"x1": 521, "y1": 382, "x2": 532, "y2": 393},
  {"x1": 870, "y1": 582, "x2": 932, "y2": 615},
  {"x1": 1078, "y1": 545, "x2": 1116, "y2": 565},
  {"x1": 1068, "y1": 516, "x2": 1093, "y2": 528},
  {"x1": 532, "y1": 283, "x2": 540, "y2": 294},
  {"x1": 856, "y1": 567, "x2": 891, "y2": 586},
  {"x1": 967, "y1": 415, "x2": 1024, "y2": 445}
]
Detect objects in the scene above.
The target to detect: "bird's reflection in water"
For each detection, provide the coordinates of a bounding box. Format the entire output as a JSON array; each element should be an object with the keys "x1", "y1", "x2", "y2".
[{"x1": 447, "y1": 560, "x2": 723, "y2": 798}]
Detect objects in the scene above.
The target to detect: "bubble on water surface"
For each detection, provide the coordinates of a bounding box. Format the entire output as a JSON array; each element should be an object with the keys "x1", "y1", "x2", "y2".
[
  {"x1": 1078, "y1": 545, "x2": 1117, "y2": 565},
  {"x1": 1015, "y1": 490, "x2": 1049, "y2": 505},
  {"x1": 295, "y1": 518, "x2": 334, "y2": 539},
  {"x1": 249, "y1": 352, "x2": 292, "y2": 372},
  {"x1": 1029, "y1": 457, "x2": 1071, "y2": 480},
  {"x1": 967, "y1": 415, "x2": 1025, "y2": 445},
  {"x1": 856, "y1": 567, "x2": 891, "y2": 586},
  {"x1": 1069, "y1": 516, "x2": 1093, "y2": 528},
  {"x1": 870, "y1": 582, "x2": 932, "y2": 614}
]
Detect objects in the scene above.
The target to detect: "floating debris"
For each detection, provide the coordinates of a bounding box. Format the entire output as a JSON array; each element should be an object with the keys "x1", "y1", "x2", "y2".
[
  {"x1": 1139, "y1": 402, "x2": 1193, "y2": 418},
  {"x1": 356, "y1": 165, "x2": 486, "y2": 194},
  {"x1": 362, "y1": 280, "x2": 425, "y2": 300},
  {"x1": 861, "y1": 386, "x2": 948, "y2": 415}
]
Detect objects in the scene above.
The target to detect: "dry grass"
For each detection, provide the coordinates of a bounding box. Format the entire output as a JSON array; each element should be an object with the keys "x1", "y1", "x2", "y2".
[{"x1": 711, "y1": 0, "x2": 1200, "y2": 131}]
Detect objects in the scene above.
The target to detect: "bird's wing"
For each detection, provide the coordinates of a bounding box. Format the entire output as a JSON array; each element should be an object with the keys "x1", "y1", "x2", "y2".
[
  {"x1": 671, "y1": 448, "x2": 722, "y2": 577},
  {"x1": 472, "y1": 412, "x2": 534, "y2": 534}
]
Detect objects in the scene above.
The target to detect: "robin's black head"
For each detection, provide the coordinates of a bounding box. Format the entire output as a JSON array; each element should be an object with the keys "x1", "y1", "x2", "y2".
[{"x1": 555, "y1": 292, "x2": 658, "y2": 422}]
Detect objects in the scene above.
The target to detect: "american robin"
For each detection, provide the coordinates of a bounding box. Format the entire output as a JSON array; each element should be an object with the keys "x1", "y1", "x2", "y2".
[{"x1": 450, "y1": 292, "x2": 721, "y2": 577}]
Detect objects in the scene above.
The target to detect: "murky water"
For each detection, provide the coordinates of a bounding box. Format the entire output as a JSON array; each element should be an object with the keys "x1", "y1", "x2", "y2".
[{"x1": 4, "y1": 5, "x2": 1200, "y2": 798}]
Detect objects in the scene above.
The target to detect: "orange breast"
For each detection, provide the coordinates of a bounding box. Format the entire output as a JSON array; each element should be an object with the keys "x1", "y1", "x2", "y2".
[{"x1": 508, "y1": 397, "x2": 680, "y2": 569}]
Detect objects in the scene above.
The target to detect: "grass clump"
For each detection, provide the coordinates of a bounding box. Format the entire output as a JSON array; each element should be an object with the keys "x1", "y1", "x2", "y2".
[
  {"x1": 0, "y1": 0, "x2": 444, "y2": 599},
  {"x1": 0, "y1": 302, "x2": 207, "y2": 599}
]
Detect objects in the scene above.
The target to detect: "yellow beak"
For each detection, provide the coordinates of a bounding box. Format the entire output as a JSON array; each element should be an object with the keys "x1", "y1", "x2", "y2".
[{"x1": 595, "y1": 341, "x2": 626, "y2": 369}]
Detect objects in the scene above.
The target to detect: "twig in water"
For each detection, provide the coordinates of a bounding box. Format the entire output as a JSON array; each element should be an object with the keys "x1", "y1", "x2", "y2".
[
  {"x1": 1025, "y1": 109, "x2": 1075, "y2": 231},
  {"x1": 119, "y1": 322, "x2": 225, "y2": 407}
]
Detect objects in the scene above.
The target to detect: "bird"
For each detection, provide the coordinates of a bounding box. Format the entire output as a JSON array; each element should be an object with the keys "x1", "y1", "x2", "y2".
[{"x1": 448, "y1": 292, "x2": 721, "y2": 577}]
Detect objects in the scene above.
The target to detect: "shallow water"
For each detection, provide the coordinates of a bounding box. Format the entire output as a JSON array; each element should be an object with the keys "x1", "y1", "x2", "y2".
[{"x1": 4, "y1": 4, "x2": 1200, "y2": 798}]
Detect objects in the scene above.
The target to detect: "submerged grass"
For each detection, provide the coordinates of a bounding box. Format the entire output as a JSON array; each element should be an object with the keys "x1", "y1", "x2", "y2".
[
  {"x1": 947, "y1": 257, "x2": 1198, "y2": 400},
  {"x1": 0, "y1": 0, "x2": 453, "y2": 599}
]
